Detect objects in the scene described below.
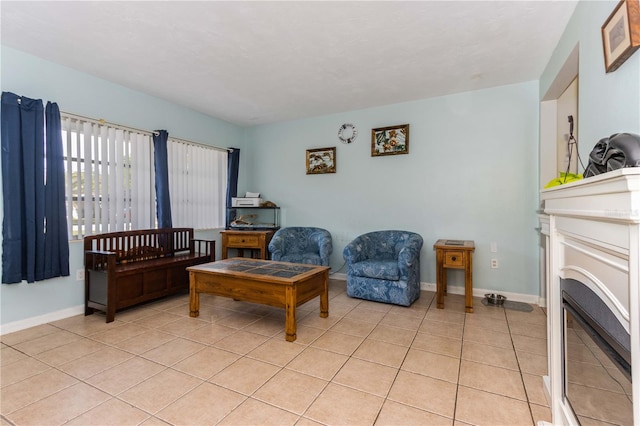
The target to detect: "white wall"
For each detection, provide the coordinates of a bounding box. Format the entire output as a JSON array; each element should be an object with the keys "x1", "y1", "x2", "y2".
[
  {"x1": 540, "y1": 0, "x2": 640, "y2": 154},
  {"x1": 0, "y1": 47, "x2": 244, "y2": 330},
  {"x1": 243, "y1": 81, "x2": 541, "y2": 298}
]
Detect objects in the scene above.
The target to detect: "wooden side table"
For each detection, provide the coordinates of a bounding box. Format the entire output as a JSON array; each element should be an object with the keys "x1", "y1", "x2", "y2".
[
  {"x1": 434, "y1": 239, "x2": 475, "y2": 313},
  {"x1": 221, "y1": 230, "x2": 275, "y2": 260}
]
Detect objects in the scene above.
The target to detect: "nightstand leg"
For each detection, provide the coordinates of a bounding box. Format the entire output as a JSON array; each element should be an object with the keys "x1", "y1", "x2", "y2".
[{"x1": 436, "y1": 249, "x2": 445, "y2": 309}]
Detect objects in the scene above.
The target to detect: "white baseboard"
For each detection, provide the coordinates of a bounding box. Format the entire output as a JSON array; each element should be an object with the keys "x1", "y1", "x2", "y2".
[
  {"x1": 0, "y1": 305, "x2": 85, "y2": 336},
  {"x1": 419, "y1": 282, "x2": 541, "y2": 305},
  {"x1": 330, "y1": 272, "x2": 347, "y2": 280},
  {"x1": 330, "y1": 273, "x2": 542, "y2": 306}
]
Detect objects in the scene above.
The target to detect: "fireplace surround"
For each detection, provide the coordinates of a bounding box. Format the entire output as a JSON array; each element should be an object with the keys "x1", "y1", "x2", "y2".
[{"x1": 541, "y1": 168, "x2": 640, "y2": 425}]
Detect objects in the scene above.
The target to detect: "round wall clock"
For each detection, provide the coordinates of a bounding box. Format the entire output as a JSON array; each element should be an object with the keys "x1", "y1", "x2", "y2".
[{"x1": 338, "y1": 123, "x2": 357, "y2": 144}]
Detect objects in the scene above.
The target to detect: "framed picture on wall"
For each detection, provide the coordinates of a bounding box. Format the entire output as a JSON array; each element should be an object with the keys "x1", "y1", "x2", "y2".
[
  {"x1": 602, "y1": 0, "x2": 640, "y2": 73},
  {"x1": 306, "y1": 147, "x2": 336, "y2": 174},
  {"x1": 371, "y1": 124, "x2": 410, "y2": 157}
]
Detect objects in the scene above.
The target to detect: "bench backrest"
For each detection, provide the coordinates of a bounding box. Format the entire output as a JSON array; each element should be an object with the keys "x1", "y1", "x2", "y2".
[{"x1": 84, "y1": 228, "x2": 195, "y2": 264}]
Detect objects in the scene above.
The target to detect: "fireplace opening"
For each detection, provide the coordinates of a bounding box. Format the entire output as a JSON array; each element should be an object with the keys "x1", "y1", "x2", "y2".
[{"x1": 561, "y1": 278, "x2": 632, "y2": 425}]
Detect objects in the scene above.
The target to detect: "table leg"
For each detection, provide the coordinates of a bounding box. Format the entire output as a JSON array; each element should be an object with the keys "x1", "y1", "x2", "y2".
[
  {"x1": 189, "y1": 272, "x2": 200, "y2": 317},
  {"x1": 465, "y1": 253, "x2": 474, "y2": 313},
  {"x1": 320, "y1": 271, "x2": 329, "y2": 318},
  {"x1": 436, "y1": 249, "x2": 445, "y2": 309},
  {"x1": 285, "y1": 286, "x2": 297, "y2": 342}
]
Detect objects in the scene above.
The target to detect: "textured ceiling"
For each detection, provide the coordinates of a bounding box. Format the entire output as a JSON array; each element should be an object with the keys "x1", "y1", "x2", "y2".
[{"x1": 1, "y1": 1, "x2": 577, "y2": 126}]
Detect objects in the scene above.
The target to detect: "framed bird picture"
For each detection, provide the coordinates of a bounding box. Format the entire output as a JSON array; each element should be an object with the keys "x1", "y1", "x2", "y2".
[{"x1": 306, "y1": 147, "x2": 336, "y2": 174}]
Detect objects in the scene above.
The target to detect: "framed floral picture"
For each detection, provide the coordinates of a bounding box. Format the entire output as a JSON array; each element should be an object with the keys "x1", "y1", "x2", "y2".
[
  {"x1": 371, "y1": 124, "x2": 410, "y2": 157},
  {"x1": 306, "y1": 147, "x2": 336, "y2": 174}
]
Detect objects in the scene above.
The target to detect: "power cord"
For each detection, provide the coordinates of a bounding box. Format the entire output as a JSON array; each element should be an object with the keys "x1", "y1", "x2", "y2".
[
  {"x1": 563, "y1": 115, "x2": 586, "y2": 183},
  {"x1": 330, "y1": 261, "x2": 346, "y2": 275}
]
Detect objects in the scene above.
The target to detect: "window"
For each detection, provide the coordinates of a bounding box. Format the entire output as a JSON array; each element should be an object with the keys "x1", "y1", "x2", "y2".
[
  {"x1": 61, "y1": 114, "x2": 227, "y2": 240},
  {"x1": 62, "y1": 115, "x2": 155, "y2": 239},
  {"x1": 167, "y1": 138, "x2": 227, "y2": 229}
]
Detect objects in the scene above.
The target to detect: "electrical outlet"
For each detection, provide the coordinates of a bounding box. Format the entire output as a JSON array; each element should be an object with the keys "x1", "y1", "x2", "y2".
[
  {"x1": 491, "y1": 259, "x2": 499, "y2": 269},
  {"x1": 76, "y1": 269, "x2": 84, "y2": 281}
]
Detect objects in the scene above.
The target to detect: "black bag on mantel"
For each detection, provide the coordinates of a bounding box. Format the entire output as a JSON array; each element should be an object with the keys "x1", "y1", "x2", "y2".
[{"x1": 584, "y1": 132, "x2": 640, "y2": 178}]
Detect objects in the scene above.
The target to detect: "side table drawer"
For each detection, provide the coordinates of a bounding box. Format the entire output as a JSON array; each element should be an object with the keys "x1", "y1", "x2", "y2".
[
  {"x1": 444, "y1": 251, "x2": 464, "y2": 267},
  {"x1": 227, "y1": 235, "x2": 260, "y2": 247}
]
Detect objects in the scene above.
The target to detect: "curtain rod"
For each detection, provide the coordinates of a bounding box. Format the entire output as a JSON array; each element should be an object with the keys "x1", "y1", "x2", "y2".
[{"x1": 60, "y1": 111, "x2": 233, "y2": 153}]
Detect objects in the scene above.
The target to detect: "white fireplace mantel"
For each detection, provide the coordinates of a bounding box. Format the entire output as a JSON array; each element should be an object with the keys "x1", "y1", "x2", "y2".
[{"x1": 541, "y1": 168, "x2": 640, "y2": 425}]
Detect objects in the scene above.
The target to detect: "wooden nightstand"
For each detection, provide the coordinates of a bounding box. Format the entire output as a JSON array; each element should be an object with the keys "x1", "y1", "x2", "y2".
[
  {"x1": 221, "y1": 230, "x2": 275, "y2": 260},
  {"x1": 434, "y1": 239, "x2": 475, "y2": 313}
]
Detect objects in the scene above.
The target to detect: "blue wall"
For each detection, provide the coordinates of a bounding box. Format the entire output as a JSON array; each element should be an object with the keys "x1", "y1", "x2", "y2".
[
  {"x1": 541, "y1": 1, "x2": 640, "y2": 149},
  {"x1": 0, "y1": 45, "x2": 542, "y2": 331},
  {"x1": 0, "y1": 47, "x2": 244, "y2": 329},
  {"x1": 243, "y1": 81, "x2": 541, "y2": 299}
]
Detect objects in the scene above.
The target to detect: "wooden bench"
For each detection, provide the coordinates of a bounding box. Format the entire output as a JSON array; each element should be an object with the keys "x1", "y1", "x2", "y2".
[{"x1": 84, "y1": 228, "x2": 215, "y2": 322}]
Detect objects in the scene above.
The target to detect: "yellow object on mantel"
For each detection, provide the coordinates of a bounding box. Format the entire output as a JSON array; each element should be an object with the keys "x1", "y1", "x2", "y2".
[{"x1": 544, "y1": 172, "x2": 583, "y2": 188}]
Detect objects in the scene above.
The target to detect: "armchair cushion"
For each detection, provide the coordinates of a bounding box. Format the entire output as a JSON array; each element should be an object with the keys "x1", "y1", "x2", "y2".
[
  {"x1": 349, "y1": 260, "x2": 399, "y2": 281},
  {"x1": 268, "y1": 227, "x2": 333, "y2": 266},
  {"x1": 343, "y1": 230, "x2": 423, "y2": 306}
]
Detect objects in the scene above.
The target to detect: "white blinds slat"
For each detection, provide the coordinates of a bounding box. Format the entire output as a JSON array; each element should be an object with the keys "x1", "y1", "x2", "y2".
[
  {"x1": 114, "y1": 129, "x2": 125, "y2": 231},
  {"x1": 92, "y1": 124, "x2": 101, "y2": 233},
  {"x1": 99, "y1": 126, "x2": 108, "y2": 233},
  {"x1": 107, "y1": 128, "x2": 117, "y2": 231},
  {"x1": 133, "y1": 133, "x2": 153, "y2": 229},
  {"x1": 82, "y1": 122, "x2": 93, "y2": 237}
]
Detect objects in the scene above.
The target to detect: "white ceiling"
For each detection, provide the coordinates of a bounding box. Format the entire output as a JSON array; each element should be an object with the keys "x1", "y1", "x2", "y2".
[{"x1": 1, "y1": 1, "x2": 577, "y2": 127}]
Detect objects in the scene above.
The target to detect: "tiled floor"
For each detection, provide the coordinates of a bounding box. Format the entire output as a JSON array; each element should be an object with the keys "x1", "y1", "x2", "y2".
[{"x1": 1, "y1": 279, "x2": 551, "y2": 425}]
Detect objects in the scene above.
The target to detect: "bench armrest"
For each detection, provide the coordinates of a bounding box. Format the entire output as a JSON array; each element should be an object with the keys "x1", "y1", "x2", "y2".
[
  {"x1": 85, "y1": 250, "x2": 117, "y2": 272},
  {"x1": 191, "y1": 239, "x2": 216, "y2": 262}
]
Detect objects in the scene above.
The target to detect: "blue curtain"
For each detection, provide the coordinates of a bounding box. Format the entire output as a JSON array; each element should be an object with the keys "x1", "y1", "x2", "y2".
[
  {"x1": 153, "y1": 130, "x2": 172, "y2": 228},
  {"x1": 1, "y1": 92, "x2": 69, "y2": 283},
  {"x1": 226, "y1": 148, "x2": 240, "y2": 228},
  {"x1": 44, "y1": 102, "x2": 70, "y2": 279}
]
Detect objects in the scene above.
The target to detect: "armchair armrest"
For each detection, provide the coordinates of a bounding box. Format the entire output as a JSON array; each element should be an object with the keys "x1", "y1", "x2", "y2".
[
  {"x1": 268, "y1": 234, "x2": 285, "y2": 259},
  {"x1": 397, "y1": 234, "x2": 424, "y2": 279},
  {"x1": 310, "y1": 230, "x2": 333, "y2": 265},
  {"x1": 343, "y1": 238, "x2": 366, "y2": 264}
]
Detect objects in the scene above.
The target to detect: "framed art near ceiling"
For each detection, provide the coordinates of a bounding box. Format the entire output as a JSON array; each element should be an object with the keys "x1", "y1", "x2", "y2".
[
  {"x1": 306, "y1": 147, "x2": 336, "y2": 174},
  {"x1": 371, "y1": 124, "x2": 409, "y2": 157},
  {"x1": 602, "y1": 0, "x2": 640, "y2": 73}
]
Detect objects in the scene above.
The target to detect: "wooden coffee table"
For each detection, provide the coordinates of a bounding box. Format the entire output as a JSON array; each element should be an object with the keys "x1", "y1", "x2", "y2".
[{"x1": 187, "y1": 258, "x2": 329, "y2": 342}]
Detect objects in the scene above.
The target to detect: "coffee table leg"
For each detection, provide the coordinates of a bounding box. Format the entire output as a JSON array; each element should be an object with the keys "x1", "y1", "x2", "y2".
[
  {"x1": 189, "y1": 272, "x2": 200, "y2": 317},
  {"x1": 285, "y1": 286, "x2": 296, "y2": 342},
  {"x1": 320, "y1": 271, "x2": 329, "y2": 318}
]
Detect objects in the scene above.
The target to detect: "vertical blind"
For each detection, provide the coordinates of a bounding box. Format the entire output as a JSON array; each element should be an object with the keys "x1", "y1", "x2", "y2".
[
  {"x1": 167, "y1": 138, "x2": 227, "y2": 229},
  {"x1": 61, "y1": 115, "x2": 155, "y2": 239}
]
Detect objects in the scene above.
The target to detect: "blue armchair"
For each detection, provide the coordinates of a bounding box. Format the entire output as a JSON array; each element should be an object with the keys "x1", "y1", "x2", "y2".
[
  {"x1": 268, "y1": 227, "x2": 333, "y2": 266},
  {"x1": 343, "y1": 230, "x2": 423, "y2": 306}
]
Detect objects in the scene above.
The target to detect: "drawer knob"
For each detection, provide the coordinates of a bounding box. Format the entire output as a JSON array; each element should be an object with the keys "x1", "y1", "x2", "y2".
[
  {"x1": 241, "y1": 239, "x2": 245, "y2": 243},
  {"x1": 451, "y1": 256, "x2": 457, "y2": 262}
]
